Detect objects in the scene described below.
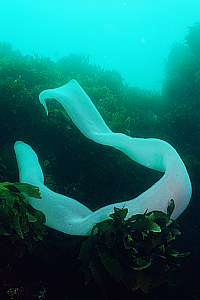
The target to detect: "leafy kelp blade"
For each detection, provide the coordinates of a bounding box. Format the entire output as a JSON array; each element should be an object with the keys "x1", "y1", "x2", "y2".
[
  {"x1": 0, "y1": 181, "x2": 46, "y2": 257},
  {"x1": 79, "y1": 200, "x2": 190, "y2": 294}
]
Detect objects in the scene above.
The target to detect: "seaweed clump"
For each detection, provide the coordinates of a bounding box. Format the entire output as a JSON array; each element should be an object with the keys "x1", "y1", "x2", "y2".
[
  {"x1": 79, "y1": 200, "x2": 189, "y2": 295},
  {"x1": 0, "y1": 181, "x2": 46, "y2": 263}
]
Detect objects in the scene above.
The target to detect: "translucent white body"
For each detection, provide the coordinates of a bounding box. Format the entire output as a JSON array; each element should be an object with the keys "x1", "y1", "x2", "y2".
[{"x1": 14, "y1": 80, "x2": 192, "y2": 236}]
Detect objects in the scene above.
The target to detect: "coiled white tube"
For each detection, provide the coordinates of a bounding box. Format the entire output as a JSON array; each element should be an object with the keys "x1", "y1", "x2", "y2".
[{"x1": 14, "y1": 80, "x2": 192, "y2": 235}]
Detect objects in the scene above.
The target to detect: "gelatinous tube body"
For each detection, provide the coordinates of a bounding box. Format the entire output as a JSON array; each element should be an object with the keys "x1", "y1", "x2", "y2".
[{"x1": 14, "y1": 80, "x2": 192, "y2": 236}]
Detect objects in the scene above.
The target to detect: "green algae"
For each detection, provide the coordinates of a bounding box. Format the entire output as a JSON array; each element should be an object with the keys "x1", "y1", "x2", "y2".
[{"x1": 79, "y1": 201, "x2": 189, "y2": 294}]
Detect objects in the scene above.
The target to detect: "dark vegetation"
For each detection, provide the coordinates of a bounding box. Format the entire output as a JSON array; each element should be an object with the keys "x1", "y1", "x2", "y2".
[
  {"x1": 79, "y1": 201, "x2": 190, "y2": 296},
  {"x1": 0, "y1": 22, "x2": 200, "y2": 299}
]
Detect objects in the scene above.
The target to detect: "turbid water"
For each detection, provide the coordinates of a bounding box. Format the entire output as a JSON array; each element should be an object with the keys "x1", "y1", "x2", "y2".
[
  {"x1": 0, "y1": 0, "x2": 200, "y2": 90},
  {"x1": 0, "y1": 1, "x2": 200, "y2": 299}
]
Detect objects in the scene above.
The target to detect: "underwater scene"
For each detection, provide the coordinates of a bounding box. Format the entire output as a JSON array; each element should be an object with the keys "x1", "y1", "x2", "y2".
[{"x1": 0, "y1": 0, "x2": 200, "y2": 299}]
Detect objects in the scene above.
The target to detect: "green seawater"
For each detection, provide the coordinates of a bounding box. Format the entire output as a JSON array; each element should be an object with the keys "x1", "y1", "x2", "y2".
[{"x1": 0, "y1": 1, "x2": 200, "y2": 299}]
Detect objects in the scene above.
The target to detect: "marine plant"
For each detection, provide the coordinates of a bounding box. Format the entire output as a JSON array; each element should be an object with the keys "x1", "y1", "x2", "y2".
[
  {"x1": 79, "y1": 201, "x2": 189, "y2": 293},
  {"x1": 0, "y1": 181, "x2": 46, "y2": 261}
]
